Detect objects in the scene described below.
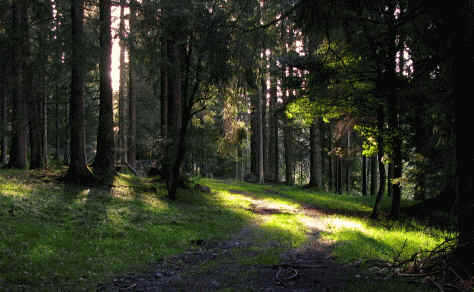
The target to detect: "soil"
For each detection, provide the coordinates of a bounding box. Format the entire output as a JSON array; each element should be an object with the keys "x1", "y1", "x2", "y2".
[{"x1": 97, "y1": 190, "x2": 355, "y2": 291}]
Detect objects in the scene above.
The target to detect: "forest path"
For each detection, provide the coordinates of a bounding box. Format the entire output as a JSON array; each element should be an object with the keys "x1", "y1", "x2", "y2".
[{"x1": 98, "y1": 188, "x2": 354, "y2": 291}]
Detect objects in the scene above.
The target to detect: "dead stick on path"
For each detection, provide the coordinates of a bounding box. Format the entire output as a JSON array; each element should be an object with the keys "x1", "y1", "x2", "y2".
[
  {"x1": 271, "y1": 263, "x2": 328, "y2": 269},
  {"x1": 427, "y1": 278, "x2": 445, "y2": 292},
  {"x1": 397, "y1": 271, "x2": 440, "y2": 277}
]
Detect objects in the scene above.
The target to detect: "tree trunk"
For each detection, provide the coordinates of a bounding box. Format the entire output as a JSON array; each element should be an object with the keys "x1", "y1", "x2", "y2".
[
  {"x1": 250, "y1": 93, "x2": 258, "y2": 178},
  {"x1": 284, "y1": 125, "x2": 294, "y2": 185},
  {"x1": 54, "y1": 84, "x2": 59, "y2": 160},
  {"x1": 370, "y1": 155, "x2": 376, "y2": 196},
  {"x1": 0, "y1": 66, "x2": 7, "y2": 164},
  {"x1": 389, "y1": 96, "x2": 402, "y2": 218},
  {"x1": 8, "y1": 1, "x2": 29, "y2": 169},
  {"x1": 29, "y1": 40, "x2": 46, "y2": 169},
  {"x1": 258, "y1": 77, "x2": 264, "y2": 184},
  {"x1": 320, "y1": 121, "x2": 326, "y2": 190},
  {"x1": 362, "y1": 154, "x2": 367, "y2": 196},
  {"x1": 118, "y1": 0, "x2": 127, "y2": 164},
  {"x1": 41, "y1": 75, "x2": 48, "y2": 168},
  {"x1": 336, "y1": 157, "x2": 342, "y2": 194},
  {"x1": 387, "y1": 162, "x2": 393, "y2": 197},
  {"x1": 345, "y1": 131, "x2": 351, "y2": 193},
  {"x1": 67, "y1": 0, "x2": 93, "y2": 182},
  {"x1": 29, "y1": 80, "x2": 43, "y2": 169},
  {"x1": 452, "y1": 0, "x2": 473, "y2": 274},
  {"x1": 345, "y1": 161, "x2": 350, "y2": 193},
  {"x1": 371, "y1": 103, "x2": 387, "y2": 218},
  {"x1": 413, "y1": 101, "x2": 426, "y2": 201},
  {"x1": 328, "y1": 124, "x2": 333, "y2": 191},
  {"x1": 309, "y1": 117, "x2": 322, "y2": 187},
  {"x1": 165, "y1": 32, "x2": 183, "y2": 200},
  {"x1": 93, "y1": 0, "x2": 115, "y2": 177},
  {"x1": 268, "y1": 63, "x2": 279, "y2": 182},
  {"x1": 160, "y1": 36, "x2": 168, "y2": 139},
  {"x1": 63, "y1": 102, "x2": 69, "y2": 164},
  {"x1": 127, "y1": 1, "x2": 137, "y2": 169}
]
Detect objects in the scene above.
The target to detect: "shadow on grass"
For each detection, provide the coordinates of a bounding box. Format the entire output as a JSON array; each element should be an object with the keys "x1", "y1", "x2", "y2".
[{"x1": 0, "y1": 170, "x2": 257, "y2": 290}]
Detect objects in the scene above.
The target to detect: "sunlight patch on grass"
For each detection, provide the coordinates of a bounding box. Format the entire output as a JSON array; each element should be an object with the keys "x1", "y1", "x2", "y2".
[
  {"x1": 319, "y1": 215, "x2": 452, "y2": 263},
  {"x1": 258, "y1": 214, "x2": 308, "y2": 248}
]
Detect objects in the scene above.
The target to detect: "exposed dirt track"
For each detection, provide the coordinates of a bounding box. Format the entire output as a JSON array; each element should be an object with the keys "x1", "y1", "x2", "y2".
[{"x1": 98, "y1": 190, "x2": 354, "y2": 291}]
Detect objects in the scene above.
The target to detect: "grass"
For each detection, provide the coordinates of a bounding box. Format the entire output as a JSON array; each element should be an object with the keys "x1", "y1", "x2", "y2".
[
  {"x1": 0, "y1": 170, "x2": 252, "y2": 290},
  {"x1": 201, "y1": 179, "x2": 452, "y2": 262},
  {"x1": 0, "y1": 170, "x2": 452, "y2": 291}
]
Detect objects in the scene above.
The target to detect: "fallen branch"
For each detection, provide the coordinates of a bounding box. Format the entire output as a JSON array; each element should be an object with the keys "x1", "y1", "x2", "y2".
[
  {"x1": 270, "y1": 263, "x2": 328, "y2": 269},
  {"x1": 397, "y1": 271, "x2": 440, "y2": 277},
  {"x1": 427, "y1": 277, "x2": 444, "y2": 292}
]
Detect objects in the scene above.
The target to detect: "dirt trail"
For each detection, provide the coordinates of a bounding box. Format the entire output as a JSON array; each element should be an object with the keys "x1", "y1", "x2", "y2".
[{"x1": 98, "y1": 190, "x2": 354, "y2": 291}]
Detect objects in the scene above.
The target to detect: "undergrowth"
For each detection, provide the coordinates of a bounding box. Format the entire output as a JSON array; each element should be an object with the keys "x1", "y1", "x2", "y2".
[{"x1": 0, "y1": 170, "x2": 452, "y2": 291}]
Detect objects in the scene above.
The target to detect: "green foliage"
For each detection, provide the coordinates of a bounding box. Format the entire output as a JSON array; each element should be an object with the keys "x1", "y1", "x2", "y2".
[{"x1": 354, "y1": 124, "x2": 378, "y2": 156}]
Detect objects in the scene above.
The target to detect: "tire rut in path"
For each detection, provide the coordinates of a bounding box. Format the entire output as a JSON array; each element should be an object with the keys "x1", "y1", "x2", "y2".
[{"x1": 98, "y1": 191, "x2": 354, "y2": 291}]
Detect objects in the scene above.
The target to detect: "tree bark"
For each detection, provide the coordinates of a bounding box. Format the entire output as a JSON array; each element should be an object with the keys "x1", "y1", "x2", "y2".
[
  {"x1": 118, "y1": 0, "x2": 127, "y2": 164},
  {"x1": 268, "y1": 62, "x2": 279, "y2": 182},
  {"x1": 0, "y1": 65, "x2": 7, "y2": 164},
  {"x1": 127, "y1": 0, "x2": 137, "y2": 169},
  {"x1": 67, "y1": 0, "x2": 93, "y2": 182},
  {"x1": 328, "y1": 124, "x2": 333, "y2": 191},
  {"x1": 452, "y1": 0, "x2": 473, "y2": 274},
  {"x1": 336, "y1": 157, "x2": 342, "y2": 194},
  {"x1": 387, "y1": 162, "x2": 393, "y2": 197},
  {"x1": 93, "y1": 0, "x2": 115, "y2": 177},
  {"x1": 370, "y1": 155, "x2": 376, "y2": 196},
  {"x1": 345, "y1": 130, "x2": 351, "y2": 193},
  {"x1": 284, "y1": 125, "x2": 294, "y2": 185},
  {"x1": 371, "y1": 103, "x2": 387, "y2": 218},
  {"x1": 309, "y1": 117, "x2": 322, "y2": 187},
  {"x1": 250, "y1": 92, "x2": 258, "y2": 178},
  {"x1": 258, "y1": 77, "x2": 265, "y2": 184},
  {"x1": 8, "y1": 1, "x2": 29, "y2": 169},
  {"x1": 63, "y1": 101, "x2": 69, "y2": 164},
  {"x1": 320, "y1": 121, "x2": 326, "y2": 190},
  {"x1": 160, "y1": 36, "x2": 168, "y2": 138},
  {"x1": 165, "y1": 32, "x2": 183, "y2": 200},
  {"x1": 362, "y1": 154, "x2": 367, "y2": 196}
]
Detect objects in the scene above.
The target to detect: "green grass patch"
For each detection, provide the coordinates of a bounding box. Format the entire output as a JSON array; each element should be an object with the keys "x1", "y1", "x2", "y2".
[
  {"x1": 1, "y1": 172, "x2": 450, "y2": 291},
  {"x1": 319, "y1": 215, "x2": 451, "y2": 262},
  {"x1": 199, "y1": 178, "x2": 453, "y2": 265},
  {"x1": 0, "y1": 171, "x2": 252, "y2": 290}
]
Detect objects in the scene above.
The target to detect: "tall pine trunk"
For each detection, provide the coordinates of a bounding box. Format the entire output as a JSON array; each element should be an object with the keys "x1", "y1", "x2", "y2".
[
  {"x1": 371, "y1": 102, "x2": 386, "y2": 218},
  {"x1": 8, "y1": 1, "x2": 29, "y2": 169},
  {"x1": 328, "y1": 123, "x2": 333, "y2": 191},
  {"x1": 268, "y1": 62, "x2": 279, "y2": 182},
  {"x1": 0, "y1": 66, "x2": 7, "y2": 164},
  {"x1": 370, "y1": 155, "x2": 376, "y2": 196},
  {"x1": 160, "y1": 36, "x2": 168, "y2": 139},
  {"x1": 385, "y1": 10, "x2": 402, "y2": 219},
  {"x1": 309, "y1": 117, "x2": 321, "y2": 187},
  {"x1": 118, "y1": 0, "x2": 127, "y2": 164},
  {"x1": 284, "y1": 125, "x2": 294, "y2": 185},
  {"x1": 165, "y1": 33, "x2": 183, "y2": 200},
  {"x1": 258, "y1": 77, "x2": 264, "y2": 184},
  {"x1": 452, "y1": 0, "x2": 473, "y2": 273},
  {"x1": 362, "y1": 154, "x2": 367, "y2": 196},
  {"x1": 93, "y1": 0, "x2": 115, "y2": 177},
  {"x1": 127, "y1": 1, "x2": 137, "y2": 169},
  {"x1": 67, "y1": 0, "x2": 92, "y2": 182}
]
